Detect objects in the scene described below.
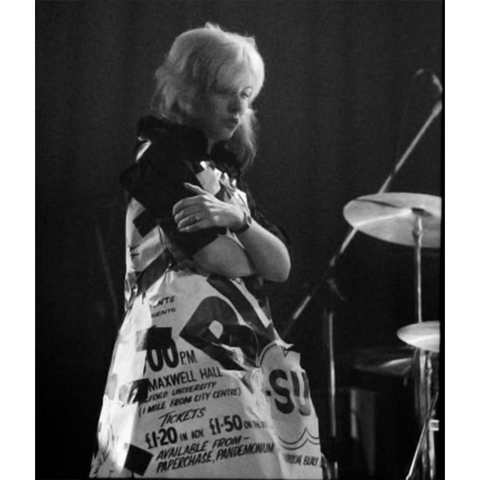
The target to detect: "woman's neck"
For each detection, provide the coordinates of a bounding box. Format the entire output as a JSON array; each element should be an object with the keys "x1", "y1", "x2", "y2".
[{"x1": 207, "y1": 138, "x2": 215, "y2": 154}]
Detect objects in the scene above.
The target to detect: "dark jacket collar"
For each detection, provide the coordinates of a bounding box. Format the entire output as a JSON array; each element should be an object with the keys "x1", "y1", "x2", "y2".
[{"x1": 137, "y1": 116, "x2": 241, "y2": 178}]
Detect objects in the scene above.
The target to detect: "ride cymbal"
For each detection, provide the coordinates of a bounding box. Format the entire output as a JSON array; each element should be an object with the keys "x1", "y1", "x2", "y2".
[
  {"x1": 397, "y1": 321, "x2": 440, "y2": 353},
  {"x1": 347, "y1": 346, "x2": 414, "y2": 377},
  {"x1": 343, "y1": 192, "x2": 442, "y2": 248}
]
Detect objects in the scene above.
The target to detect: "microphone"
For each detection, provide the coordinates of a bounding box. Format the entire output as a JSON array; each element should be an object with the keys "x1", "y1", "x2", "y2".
[
  {"x1": 423, "y1": 70, "x2": 443, "y2": 116},
  {"x1": 431, "y1": 72, "x2": 443, "y2": 97},
  {"x1": 414, "y1": 68, "x2": 443, "y2": 98}
]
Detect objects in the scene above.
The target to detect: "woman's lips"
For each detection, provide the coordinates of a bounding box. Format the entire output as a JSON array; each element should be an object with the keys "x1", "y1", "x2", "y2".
[{"x1": 224, "y1": 118, "x2": 239, "y2": 128}]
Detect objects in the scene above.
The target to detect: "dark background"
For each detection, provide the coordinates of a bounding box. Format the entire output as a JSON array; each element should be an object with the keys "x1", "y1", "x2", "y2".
[{"x1": 36, "y1": 1, "x2": 443, "y2": 478}]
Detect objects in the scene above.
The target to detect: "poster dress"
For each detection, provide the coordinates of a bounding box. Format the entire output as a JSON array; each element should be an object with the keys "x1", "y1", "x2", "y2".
[{"x1": 90, "y1": 117, "x2": 323, "y2": 478}]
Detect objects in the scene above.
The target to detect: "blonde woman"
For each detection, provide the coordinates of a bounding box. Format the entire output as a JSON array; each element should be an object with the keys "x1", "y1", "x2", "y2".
[{"x1": 91, "y1": 23, "x2": 323, "y2": 478}]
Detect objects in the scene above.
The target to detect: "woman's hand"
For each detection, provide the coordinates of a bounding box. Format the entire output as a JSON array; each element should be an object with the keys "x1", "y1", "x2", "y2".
[
  {"x1": 173, "y1": 182, "x2": 291, "y2": 283},
  {"x1": 173, "y1": 182, "x2": 245, "y2": 233}
]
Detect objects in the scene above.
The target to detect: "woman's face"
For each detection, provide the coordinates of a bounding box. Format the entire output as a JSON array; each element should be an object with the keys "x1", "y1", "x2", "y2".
[{"x1": 191, "y1": 70, "x2": 254, "y2": 148}]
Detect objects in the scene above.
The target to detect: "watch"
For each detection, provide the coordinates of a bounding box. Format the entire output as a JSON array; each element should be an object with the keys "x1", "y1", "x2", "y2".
[{"x1": 232, "y1": 211, "x2": 252, "y2": 234}]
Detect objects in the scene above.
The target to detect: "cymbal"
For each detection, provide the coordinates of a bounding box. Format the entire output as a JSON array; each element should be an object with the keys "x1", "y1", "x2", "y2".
[
  {"x1": 397, "y1": 321, "x2": 440, "y2": 353},
  {"x1": 347, "y1": 346, "x2": 414, "y2": 377},
  {"x1": 343, "y1": 192, "x2": 442, "y2": 248}
]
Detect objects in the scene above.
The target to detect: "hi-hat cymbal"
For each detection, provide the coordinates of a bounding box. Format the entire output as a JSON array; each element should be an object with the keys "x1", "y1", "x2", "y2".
[
  {"x1": 346, "y1": 346, "x2": 414, "y2": 377},
  {"x1": 397, "y1": 321, "x2": 440, "y2": 353},
  {"x1": 343, "y1": 192, "x2": 442, "y2": 248}
]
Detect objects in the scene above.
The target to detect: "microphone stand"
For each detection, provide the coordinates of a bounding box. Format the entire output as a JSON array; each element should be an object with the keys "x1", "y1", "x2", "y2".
[{"x1": 282, "y1": 99, "x2": 442, "y2": 479}]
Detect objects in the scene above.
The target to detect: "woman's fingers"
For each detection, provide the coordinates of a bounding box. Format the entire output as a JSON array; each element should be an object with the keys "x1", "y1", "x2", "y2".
[
  {"x1": 178, "y1": 215, "x2": 207, "y2": 233},
  {"x1": 173, "y1": 196, "x2": 211, "y2": 231},
  {"x1": 172, "y1": 183, "x2": 208, "y2": 216},
  {"x1": 173, "y1": 197, "x2": 195, "y2": 216},
  {"x1": 177, "y1": 212, "x2": 203, "y2": 231},
  {"x1": 172, "y1": 182, "x2": 238, "y2": 232},
  {"x1": 173, "y1": 204, "x2": 198, "y2": 223},
  {"x1": 183, "y1": 182, "x2": 205, "y2": 194}
]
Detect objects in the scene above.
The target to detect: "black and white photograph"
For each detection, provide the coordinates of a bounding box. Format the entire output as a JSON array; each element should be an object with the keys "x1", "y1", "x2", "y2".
[{"x1": 35, "y1": 1, "x2": 447, "y2": 479}]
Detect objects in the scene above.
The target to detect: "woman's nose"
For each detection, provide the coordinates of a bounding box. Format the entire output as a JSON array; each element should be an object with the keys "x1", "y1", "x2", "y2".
[{"x1": 228, "y1": 95, "x2": 246, "y2": 115}]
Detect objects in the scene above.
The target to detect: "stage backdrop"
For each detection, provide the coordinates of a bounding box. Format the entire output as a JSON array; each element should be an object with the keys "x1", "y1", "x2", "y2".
[{"x1": 36, "y1": 1, "x2": 443, "y2": 478}]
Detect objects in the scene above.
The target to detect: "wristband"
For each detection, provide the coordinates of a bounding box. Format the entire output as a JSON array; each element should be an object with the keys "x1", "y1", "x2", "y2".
[{"x1": 232, "y1": 212, "x2": 252, "y2": 234}]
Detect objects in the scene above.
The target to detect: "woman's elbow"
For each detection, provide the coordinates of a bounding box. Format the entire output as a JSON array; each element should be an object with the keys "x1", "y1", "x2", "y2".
[
  {"x1": 269, "y1": 270, "x2": 290, "y2": 283},
  {"x1": 264, "y1": 259, "x2": 291, "y2": 283}
]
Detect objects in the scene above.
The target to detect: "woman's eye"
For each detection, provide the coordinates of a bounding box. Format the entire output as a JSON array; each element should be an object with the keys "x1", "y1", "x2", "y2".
[{"x1": 241, "y1": 88, "x2": 253, "y2": 99}]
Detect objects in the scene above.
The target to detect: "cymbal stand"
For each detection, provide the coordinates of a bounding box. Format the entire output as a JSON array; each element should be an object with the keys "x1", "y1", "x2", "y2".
[
  {"x1": 413, "y1": 210, "x2": 424, "y2": 325},
  {"x1": 282, "y1": 91, "x2": 442, "y2": 480},
  {"x1": 324, "y1": 280, "x2": 341, "y2": 480},
  {"x1": 409, "y1": 211, "x2": 437, "y2": 480},
  {"x1": 406, "y1": 387, "x2": 438, "y2": 480}
]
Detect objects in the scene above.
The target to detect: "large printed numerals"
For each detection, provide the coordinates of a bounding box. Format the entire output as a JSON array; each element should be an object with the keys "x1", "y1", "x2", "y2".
[{"x1": 137, "y1": 327, "x2": 180, "y2": 373}]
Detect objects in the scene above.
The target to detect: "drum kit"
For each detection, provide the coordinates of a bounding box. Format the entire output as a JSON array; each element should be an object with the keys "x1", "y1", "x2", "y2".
[
  {"x1": 285, "y1": 190, "x2": 443, "y2": 480},
  {"x1": 284, "y1": 72, "x2": 442, "y2": 480},
  {"x1": 343, "y1": 191, "x2": 442, "y2": 480}
]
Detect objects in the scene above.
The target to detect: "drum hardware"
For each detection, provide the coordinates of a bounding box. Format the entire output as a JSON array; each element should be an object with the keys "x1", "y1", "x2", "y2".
[
  {"x1": 398, "y1": 321, "x2": 440, "y2": 480},
  {"x1": 345, "y1": 191, "x2": 441, "y2": 479},
  {"x1": 408, "y1": 204, "x2": 439, "y2": 480},
  {"x1": 397, "y1": 322, "x2": 440, "y2": 354},
  {"x1": 342, "y1": 193, "x2": 441, "y2": 249},
  {"x1": 283, "y1": 82, "x2": 441, "y2": 480},
  {"x1": 405, "y1": 386, "x2": 439, "y2": 480},
  {"x1": 347, "y1": 345, "x2": 414, "y2": 377}
]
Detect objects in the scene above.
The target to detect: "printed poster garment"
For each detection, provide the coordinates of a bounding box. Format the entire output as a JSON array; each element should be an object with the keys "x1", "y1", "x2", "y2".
[{"x1": 90, "y1": 162, "x2": 323, "y2": 478}]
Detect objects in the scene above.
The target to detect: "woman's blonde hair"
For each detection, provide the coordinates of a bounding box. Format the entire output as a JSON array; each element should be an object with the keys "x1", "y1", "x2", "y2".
[{"x1": 151, "y1": 23, "x2": 265, "y2": 172}]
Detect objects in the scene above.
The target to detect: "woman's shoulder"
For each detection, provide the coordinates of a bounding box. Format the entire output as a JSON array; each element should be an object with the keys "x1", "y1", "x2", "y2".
[
  {"x1": 137, "y1": 115, "x2": 177, "y2": 142},
  {"x1": 136, "y1": 116, "x2": 207, "y2": 156}
]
